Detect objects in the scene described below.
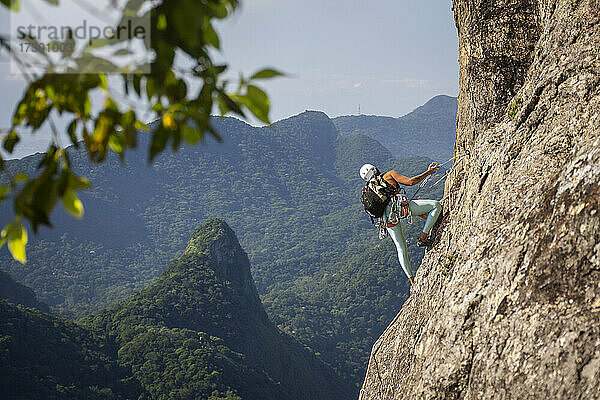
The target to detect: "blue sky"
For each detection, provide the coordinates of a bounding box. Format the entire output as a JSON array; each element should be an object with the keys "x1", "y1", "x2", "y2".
[
  {"x1": 214, "y1": 0, "x2": 458, "y2": 119},
  {"x1": 0, "y1": 0, "x2": 458, "y2": 157}
]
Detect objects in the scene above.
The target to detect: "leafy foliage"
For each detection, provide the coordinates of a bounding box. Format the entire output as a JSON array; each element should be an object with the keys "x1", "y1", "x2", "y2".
[
  {"x1": 99, "y1": 325, "x2": 279, "y2": 400},
  {"x1": 0, "y1": 0, "x2": 282, "y2": 262},
  {"x1": 0, "y1": 268, "x2": 49, "y2": 312}
]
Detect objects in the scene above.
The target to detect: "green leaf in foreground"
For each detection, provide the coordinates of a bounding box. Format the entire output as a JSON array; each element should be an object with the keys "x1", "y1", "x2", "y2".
[
  {"x1": 62, "y1": 188, "x2": 84, "y2": 218},
  {"x1": 1, "y1": 222, "x2": 28, "y2": 263},
  {"x1": 0, "y1": 185, "x2": 9, "y2": 201},
  {"x1": 250, "y1": 68, "x2": 285, "y2": 80},
  {"x1": 233, "y1": 85, "x2": 270, "y2": 124},
  {"x1": 1, "y1": 0, "x2": 21, "y2": 11}
]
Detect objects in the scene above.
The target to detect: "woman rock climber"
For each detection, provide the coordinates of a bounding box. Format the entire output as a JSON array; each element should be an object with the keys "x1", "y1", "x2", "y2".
[{"x1": 359, "y1": 163, "x2": 443, "y2": 285}]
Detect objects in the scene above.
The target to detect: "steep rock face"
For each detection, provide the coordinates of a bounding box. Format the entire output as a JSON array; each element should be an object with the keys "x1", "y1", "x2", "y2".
[{"x1": 361, "y1": 1, "x2": 600, "y2": 399}]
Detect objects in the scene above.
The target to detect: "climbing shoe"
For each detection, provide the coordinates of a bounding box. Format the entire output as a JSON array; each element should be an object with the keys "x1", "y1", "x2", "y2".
[{"x1": 417, "y1": 237, "x2": 435, "y2": 248}]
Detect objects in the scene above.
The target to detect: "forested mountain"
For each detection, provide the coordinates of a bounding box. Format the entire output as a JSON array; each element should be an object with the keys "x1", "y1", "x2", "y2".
[
  {"x1": 0, "y1": 300, "x2": 143, "y2": 399},
  {"x1": 1, "y1": 100, "x2": 451, "y2": 390},
  {"x1": 1, "y1": 220, "x2": 350, "y2": 399},
  {"x1": 333, "y1": 94, "x2": 457, "y2": 160},
  {"x1": 86, "y1": 219, "x2": 351, "y2": 399},
  {"x1": 0, "y1": 269, "x2": 48, "y2": 312}
]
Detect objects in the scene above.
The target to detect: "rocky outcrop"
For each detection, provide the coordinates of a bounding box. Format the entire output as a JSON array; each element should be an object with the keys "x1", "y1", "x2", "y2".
[
  {"x1": 360, "y1": 0, "x2": 600, "y2": 399},
  {"x1": 183, "y1": 219, "x2": 264, "y2": 311}
]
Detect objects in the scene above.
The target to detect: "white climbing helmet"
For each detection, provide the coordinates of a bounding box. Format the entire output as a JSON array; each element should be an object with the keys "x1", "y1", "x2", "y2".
[{"x1": 359, "y1": 163, "x2": 377, "y2": 181}]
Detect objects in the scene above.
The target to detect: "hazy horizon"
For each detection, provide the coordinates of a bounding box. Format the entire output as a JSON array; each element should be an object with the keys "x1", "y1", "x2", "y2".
[{"x1": 1, "y1": 93, "x2": 456, "y2": 160}]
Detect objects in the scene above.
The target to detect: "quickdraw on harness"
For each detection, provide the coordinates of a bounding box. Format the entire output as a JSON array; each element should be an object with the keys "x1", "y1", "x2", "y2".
[
  {"x1": 389, "y1": 190, "x2": 412, "y2": 225},
  {"x1": 376, "y1": 188, "x2": 412, "y2": 240}
]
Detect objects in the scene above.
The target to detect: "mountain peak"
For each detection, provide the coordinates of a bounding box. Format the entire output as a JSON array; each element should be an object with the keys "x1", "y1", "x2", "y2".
[
  {"x1": 184, "y1": 218, "x2": 240, "y2": 257},
  {"x1": 89, "y1": 218, "x2": 351, "y2": 399},
  {"x1": 180, "y1": 218, "x2": 258, "y2": 302},
  {"x1": 295, "y1": 109, "x2": 331, "y2": 119},
  {"x1": 423, "y1": 94, "x2": 455, "y2": 106},
  {"x1": 404, "y1": 94, "x2": 457, "y2": 117},
  {"x1": 271, "y1": 109, "x2": 334, "y2": 128}
]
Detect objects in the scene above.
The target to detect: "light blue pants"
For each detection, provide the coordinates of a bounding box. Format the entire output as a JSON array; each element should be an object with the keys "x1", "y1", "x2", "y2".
[{"x1": 384, "y1": 199, "x2": 442, "y2": 279}]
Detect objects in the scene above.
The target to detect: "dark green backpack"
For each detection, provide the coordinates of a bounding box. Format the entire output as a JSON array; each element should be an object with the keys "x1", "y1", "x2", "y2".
[{"x1": 361, "y1": 174, "x2": 396, "y2": 223}]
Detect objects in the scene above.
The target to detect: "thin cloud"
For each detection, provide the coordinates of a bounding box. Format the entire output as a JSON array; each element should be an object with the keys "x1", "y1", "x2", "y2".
[{"x1": 380, "y1": 77, "x2": 431, "y2": 88}]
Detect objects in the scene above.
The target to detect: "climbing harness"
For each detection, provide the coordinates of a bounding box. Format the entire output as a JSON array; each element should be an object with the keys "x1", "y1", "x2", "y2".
[
  {"x1": 388, "y1": 190, "x2": 412, "y2": 226},
  {"x1": 376, "y1": 188, "x2": 412, "y2": 240}
]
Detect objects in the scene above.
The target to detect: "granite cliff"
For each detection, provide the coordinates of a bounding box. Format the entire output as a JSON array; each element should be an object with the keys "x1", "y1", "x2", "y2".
[{"x1": 360, "y1": 0, "x2": 600, "y2": 399}]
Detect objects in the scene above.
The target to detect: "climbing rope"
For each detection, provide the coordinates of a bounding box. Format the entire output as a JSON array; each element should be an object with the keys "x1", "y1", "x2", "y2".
[
  {"x1": 412, "y1": 153, "x2": 468, "y2": 200},
  {"x1": 409, "y1": 173, "x2": 432, "y2": 201},
  {"x1": 375, "y1": 152, "x2": 468, "y2": 239}
]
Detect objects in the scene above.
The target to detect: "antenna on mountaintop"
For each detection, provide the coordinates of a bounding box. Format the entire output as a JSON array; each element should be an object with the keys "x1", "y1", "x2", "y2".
[{"x1": 358, "y1": 104, "x2": 361, "y2": 115}]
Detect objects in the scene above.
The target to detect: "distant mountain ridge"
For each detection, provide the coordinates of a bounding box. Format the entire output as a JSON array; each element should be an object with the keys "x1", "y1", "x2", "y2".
[{"x1": 333, "y1": 94, "x2": 457, "y2": 160}]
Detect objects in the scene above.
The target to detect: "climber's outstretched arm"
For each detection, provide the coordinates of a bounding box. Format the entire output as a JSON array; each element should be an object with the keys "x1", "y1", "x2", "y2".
[{"x1": 385, "y1": 163, "x2": 439, "y2": 186}]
